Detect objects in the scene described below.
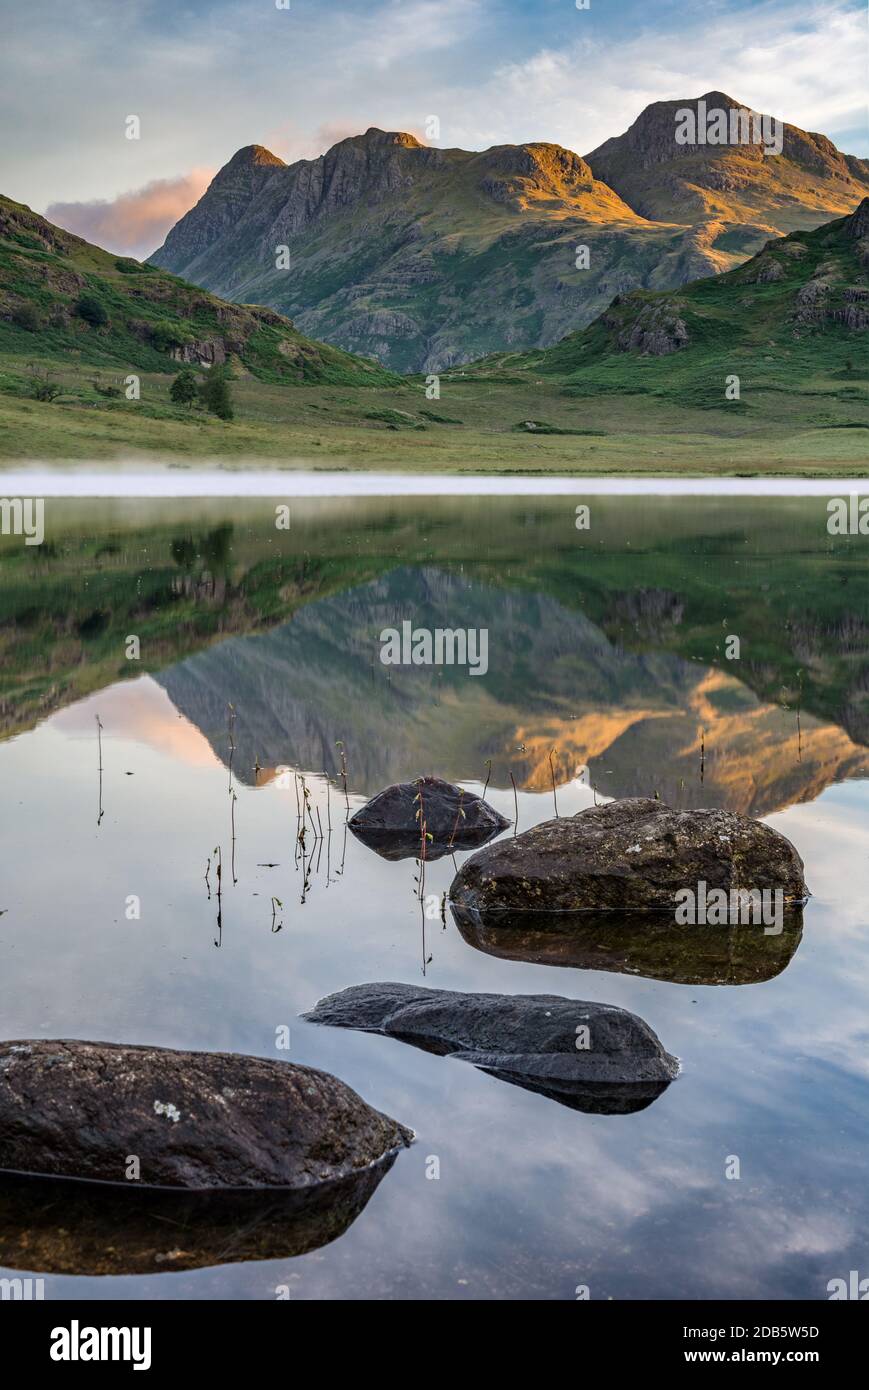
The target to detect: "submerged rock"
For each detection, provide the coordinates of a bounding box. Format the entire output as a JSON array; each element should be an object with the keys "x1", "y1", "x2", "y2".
[
  {"x1": 0, "y1": 1161, "x2": 398, "y2": 1276},
  {"x1": 303, "y1": 982, "x2": 678, "y2": 1114},
  {"x1": 0, "y1": 1041, "x2": 412, "y2": 1190},
  {"x1": 450, "y1": 797, "x2": 808, "y2": 913},
  {"x1": 349, "y1": 775, "x2": 509, "y2": 861},
  {"x1": 452, "y1": 903, "x2": 804, "y2": 986}
]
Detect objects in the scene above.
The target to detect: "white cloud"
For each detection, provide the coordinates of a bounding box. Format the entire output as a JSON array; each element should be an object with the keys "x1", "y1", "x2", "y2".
[
  {"x1": 439, "y1": 0, "x2": 868, "y2": 155},
  {"x1": 334, "y1": 0, "x2": 485, "y2": 72}
]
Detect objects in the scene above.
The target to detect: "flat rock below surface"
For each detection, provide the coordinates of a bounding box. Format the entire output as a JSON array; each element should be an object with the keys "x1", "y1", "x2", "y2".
[
  {"x1": 0, "y1": 1040, "x2": 412, "y2": 1191},
  {"x1": 452, "y1": 903, "x2": 804, "y2": 986},
  {"x1": 450, "y1": 797, "x2": 808, "y2": 913},
  {"x1": 303, "y1": 982, "x2": 678, "y2": 1114},
  {"x1": 349, "y1": 776, "x2": 509, "y2": 861}
]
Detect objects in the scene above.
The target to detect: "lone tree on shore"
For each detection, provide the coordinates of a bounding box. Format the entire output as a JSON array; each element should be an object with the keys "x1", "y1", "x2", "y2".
[
  {"x1": 199, "y1": 365, "x2": 234, "y2": 421},
  {"x1": 170, "y1": 368, "x2": 199, "y2": 406}
]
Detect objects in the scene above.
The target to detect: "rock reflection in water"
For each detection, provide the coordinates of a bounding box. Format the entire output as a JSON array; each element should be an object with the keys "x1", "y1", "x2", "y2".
[
  {"x1": 452, "y1": 903, "x2": 804, "y2": 985},
  {"x1": 0, "y1": 1157, "x2": 399, "y2": 1276},
  {"x1": 349, "y1": 823, "x2": 506, "y2": 863}
]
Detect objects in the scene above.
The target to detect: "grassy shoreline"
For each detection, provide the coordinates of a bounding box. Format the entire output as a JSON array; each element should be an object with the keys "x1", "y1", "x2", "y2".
[{"x1": 1, "y1": 388, "x2": 867, "y2": 476}]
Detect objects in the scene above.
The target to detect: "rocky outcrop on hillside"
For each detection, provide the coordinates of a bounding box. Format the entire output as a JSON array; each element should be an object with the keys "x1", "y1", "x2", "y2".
[
  {"x1": 586, "y1": 92, "x2": 869, "y2": 227},
  {"x1": 603, "y1": 295, "x2": 690, "y2": 354},
  {"x1": 154, "y1": 144, "x2": 286, "y2": 270},
  {"x1": 478, "y1": 143, "x2": 597, "y2": 208},
  {"x1": 784, "y1": 202, "x2": 869, "y2": 329}
]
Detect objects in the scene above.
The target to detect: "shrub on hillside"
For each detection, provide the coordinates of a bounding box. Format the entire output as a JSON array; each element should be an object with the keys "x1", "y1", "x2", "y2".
[
  {"x1": 76, "y1": 293, "x2": 109, "y2": 327},
  {"x1": 92, "y1": 379, "x2": 122, "y2": 399},
  {"x1": 12, "y1": 302, "x2": 42, "y2": 331},
  {"x1": 149, "y1": 319, "x2": 194, "y2": 354},
  {"x1": 29, "y1": 373, "x2": 62, "y2": 402}
]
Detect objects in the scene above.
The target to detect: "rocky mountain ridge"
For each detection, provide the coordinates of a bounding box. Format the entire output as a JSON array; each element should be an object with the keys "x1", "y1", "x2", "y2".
[{"x1": 149, "y1": 96, "x2": 869, "y2": 371}]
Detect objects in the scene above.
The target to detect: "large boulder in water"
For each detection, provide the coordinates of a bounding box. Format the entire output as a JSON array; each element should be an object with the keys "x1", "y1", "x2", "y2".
[
  {"x1": 0, "y1": 1040, "x2": 412, "y2": 1190},
  {"x1": 303, "y1": 982, "x2": 678, "y2": 1114},
  {"x1": 349, "y1": 775, "x2": 509, "y2": 861},
  {"x1": 452, "y1": 903, "x2": 804, "y2": 986},
  {"x1": 449, "y1": 797, "x2": 808, "y2": 913}
]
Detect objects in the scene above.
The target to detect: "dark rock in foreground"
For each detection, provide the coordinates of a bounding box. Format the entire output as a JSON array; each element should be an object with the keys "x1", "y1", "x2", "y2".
[
  {"x1": 0, "y1": 1040, "x2": 412, "y2": 1190},
  {"x1": 349, "y1": 776, "x2": 510, "y2": 861},
  {"x1": 450, "y1": 797, "x2": 808, "y2": 913},
  {"x1": 303, "y1": 982, "x2": 678, "y2": 1114},
  {"x1": 452, "y1": 903, "x2": 805, "y2": 986},
  {"x1": 0, "y1": 1160, "x2": 398, "y2": 1276}
]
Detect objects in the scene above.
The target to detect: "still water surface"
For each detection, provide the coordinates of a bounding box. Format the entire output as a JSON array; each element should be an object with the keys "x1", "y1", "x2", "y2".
[{"x1": 0, "y1": 494, "x2": 867, "y2": 1299}]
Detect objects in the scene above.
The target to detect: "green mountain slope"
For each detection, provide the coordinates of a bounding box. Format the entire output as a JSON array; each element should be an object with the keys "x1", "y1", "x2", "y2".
[
  {"x1": 148, "y1": 101, "x2": 869, "y2": 372},
  {"x1": 469, "y1": 199, "x2": 869, "y2": 416},
  {"x1": 0, "y1": 195, "x2": 399, "y2": 386}
]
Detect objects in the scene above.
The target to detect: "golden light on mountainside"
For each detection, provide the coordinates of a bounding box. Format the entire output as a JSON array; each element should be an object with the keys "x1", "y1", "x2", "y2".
[{"x1": 505, "y1": 669, "x2": 867, "y2": 817}]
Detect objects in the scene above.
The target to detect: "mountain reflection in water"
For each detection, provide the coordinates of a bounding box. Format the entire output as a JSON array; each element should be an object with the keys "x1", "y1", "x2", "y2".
[{"x1": 154, "y1": 565, "x2": 867, "y2": 816}]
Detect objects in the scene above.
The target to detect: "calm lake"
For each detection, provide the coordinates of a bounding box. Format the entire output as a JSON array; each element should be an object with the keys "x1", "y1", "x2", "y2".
[{"x1": 1, "y1": 490, "x2": 867, "y2": 1300}]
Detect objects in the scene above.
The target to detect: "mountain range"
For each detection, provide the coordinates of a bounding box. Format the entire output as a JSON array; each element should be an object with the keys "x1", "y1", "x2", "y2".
[
  {"x1": 149, "y1": 92, "x2": 869, "y2": 372},
  {"x1": 0, "y1": 188, "x2": 865, "y2": 466}
]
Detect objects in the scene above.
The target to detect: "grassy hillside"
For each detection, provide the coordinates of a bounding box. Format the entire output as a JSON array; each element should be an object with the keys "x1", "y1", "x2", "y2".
[
  {"x1": 464, "y1": 200, "x2": 869, "y2": 433},
  {"x1": 0, "y1": 194, "x2": 398, "y2": 387}
]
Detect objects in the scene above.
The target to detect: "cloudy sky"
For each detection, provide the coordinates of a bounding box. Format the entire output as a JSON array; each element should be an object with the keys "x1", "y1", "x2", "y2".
[{"x1": 0, "y1": 0, "x2": 865, "y2": 258}]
